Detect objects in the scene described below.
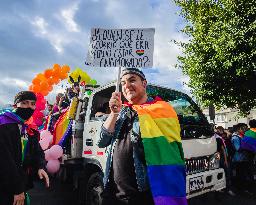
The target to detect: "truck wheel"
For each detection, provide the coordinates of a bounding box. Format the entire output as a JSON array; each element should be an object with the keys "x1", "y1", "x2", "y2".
[{"x1": 86, "y1": 172, "x2": 104, "y2": 205}]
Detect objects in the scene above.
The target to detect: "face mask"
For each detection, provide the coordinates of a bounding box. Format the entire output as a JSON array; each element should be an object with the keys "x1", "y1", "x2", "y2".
[{"x1": 15, "y1": 107, "x2": 35, "y2": 120}]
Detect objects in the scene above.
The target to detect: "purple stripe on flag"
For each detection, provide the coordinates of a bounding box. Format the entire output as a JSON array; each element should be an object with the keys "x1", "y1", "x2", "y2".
[
  {"x1": 154, "y1": 196, "x2": 188, "y2": 205},
  {"x1": 241, "y1": 136, "x2": 256, "y2": 153},
  {"x1": 147, "y1": 164, "x2": 186, "y2": 197},
  {"x1": 0, "y1": 112, "x2": 20, "y2": 125}
]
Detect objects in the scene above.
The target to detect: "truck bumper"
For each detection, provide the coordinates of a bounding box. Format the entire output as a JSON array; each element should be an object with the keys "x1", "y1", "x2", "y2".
[{"x1": 186, "y1": 168, "x2": 226, "y2": 199}]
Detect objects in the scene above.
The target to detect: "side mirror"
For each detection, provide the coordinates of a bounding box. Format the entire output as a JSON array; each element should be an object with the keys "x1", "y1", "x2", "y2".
[{"x1": 209, "y1": 104, "x2": 215, "y2": 121}]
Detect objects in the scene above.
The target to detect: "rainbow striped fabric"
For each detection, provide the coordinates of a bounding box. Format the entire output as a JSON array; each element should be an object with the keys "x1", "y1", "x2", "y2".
[
  {"x1": 241, "y1": 128, "x2": 256, "y2": 153},
  {"x1": 0, "y1": 111, "x2": 29, "y2": 162},
  {"x1": 21, "y1": 137, "x2": 29, "y2": 162},
  {"x1": 53, "y1": 109, "x2": 72, "y2": 146},
  {"x1": 132, "y1": 100, "x2": 187, "y2": 205}
]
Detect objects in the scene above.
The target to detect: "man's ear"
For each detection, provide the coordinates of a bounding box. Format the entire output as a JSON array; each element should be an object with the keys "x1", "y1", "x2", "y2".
[
  {"x1": 13, "y1": 104, "x2": 17, "y2": 108},
  {"x1": 142, "y1": 80, "x2": 147, "y2": 88}
]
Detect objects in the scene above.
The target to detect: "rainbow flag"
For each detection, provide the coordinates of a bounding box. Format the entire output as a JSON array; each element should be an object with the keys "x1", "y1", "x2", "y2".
[
  {"x1": 132, "y1": 100, "x2": 187, "y2": 205},
  {"x1": 53, "y1": 109, "x2": 72, "y2": 146},
  {"x1": 241, "y1": 128, "x2": 256, "y2": 153},
  {"x1": 0, "y1": 111, "x2": 29, "y2": 162}
]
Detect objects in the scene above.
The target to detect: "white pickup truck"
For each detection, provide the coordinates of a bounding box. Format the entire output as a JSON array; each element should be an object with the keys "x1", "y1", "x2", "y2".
[{"x1": 59, "y1": 81, "x2": 226, "y2": 205}]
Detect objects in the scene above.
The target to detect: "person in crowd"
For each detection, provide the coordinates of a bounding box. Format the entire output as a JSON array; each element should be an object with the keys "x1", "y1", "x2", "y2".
[
  {"x1": 95, "y1": 102, "x2": 111, "y2": 118},
  {"x1": 215, "y1": 126, "x2": 235, "y2": 196},
  {"x1": 53, "y1": 93, "x2": 64, "y2": 114},
  {"x1": 68, "y1": 76, "x2": 81, "y2": 100},
  {"x1": 223, "y1": 128, "x2": 234, "y2": 162},
  {"x1": 0, "y1": 91, "x2": 49, "y2": 205},
  {"x1": 44, "y1": 102, "x2": 53, "y2": 116},
  {"x1": 58, "y1": 90, "x2": 70, "y2": 111},
  {"x1": 243, "y1": 119, "x2": 256, "y2": 193},
  {"x1": 98, "y1": 68, "x2": 187, "y2": 205},
  {"x1": 231, "y1": 123, "x2": 253, "y2": 195}
]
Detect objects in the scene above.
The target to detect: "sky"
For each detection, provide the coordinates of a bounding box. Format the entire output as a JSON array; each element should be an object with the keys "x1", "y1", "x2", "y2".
[{"x1": 0, "y1": 0, "x2": 189, "y2": 106}]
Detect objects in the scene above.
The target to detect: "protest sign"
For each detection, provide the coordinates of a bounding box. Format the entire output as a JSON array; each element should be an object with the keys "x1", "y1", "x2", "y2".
[{"x1": 86, "y1": 28, "x2": 155, "y2": 68}]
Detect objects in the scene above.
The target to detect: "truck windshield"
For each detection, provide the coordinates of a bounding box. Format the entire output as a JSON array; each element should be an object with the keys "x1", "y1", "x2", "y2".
[{"x1": 147, "y1": 85, "x2": 213, "y2": 139}]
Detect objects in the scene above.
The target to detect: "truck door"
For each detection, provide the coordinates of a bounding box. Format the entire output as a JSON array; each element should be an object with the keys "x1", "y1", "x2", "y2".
[{"x1": 83, "y1": 85, "x2": 115, "y2": 171}]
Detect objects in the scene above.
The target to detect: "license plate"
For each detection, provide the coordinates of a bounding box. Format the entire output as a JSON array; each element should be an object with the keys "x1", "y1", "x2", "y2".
[{"x1": 189, "y1": 176, "x2": 204, "y2": 192}]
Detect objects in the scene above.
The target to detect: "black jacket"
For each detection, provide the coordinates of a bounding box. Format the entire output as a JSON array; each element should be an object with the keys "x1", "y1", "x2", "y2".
[{"x1": 0, "y1": 123, "x2": 45, "y2": 195}]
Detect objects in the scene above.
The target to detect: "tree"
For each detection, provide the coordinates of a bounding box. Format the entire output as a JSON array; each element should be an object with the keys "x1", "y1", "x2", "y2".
[{"x1": 174, "y1": 0, "x2": 256, "y2": 114}]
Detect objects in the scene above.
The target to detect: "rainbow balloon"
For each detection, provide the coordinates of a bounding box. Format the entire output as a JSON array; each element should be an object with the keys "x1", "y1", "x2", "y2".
[
  {"x1": 132, "y1": 100, "x2": 187, "y2": 205},
  {"x1": 241, "y1": 128, "x2": 256, "y2": 153}
]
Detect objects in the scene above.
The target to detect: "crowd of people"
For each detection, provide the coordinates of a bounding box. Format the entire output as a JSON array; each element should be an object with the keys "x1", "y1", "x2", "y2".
[
  {"x1": 1, "y1": 67, "x2": 255, "y2": 205},
  {"x1": 214, "y1": 121, "x2": 256, "y2": 196}
]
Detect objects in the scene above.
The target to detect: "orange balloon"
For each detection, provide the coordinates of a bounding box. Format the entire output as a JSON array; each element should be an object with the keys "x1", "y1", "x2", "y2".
[
  {"x1": 33, "y1": 84, "x2": 41, "y2": 93},
  {"x1": 40, "y1": 90, "x2": 49, "y2": 96},
  {"x1": 53, "y1": 69, "x2": 61, "y2": 78},
  {"x1": 63, "y1": 73, "x2": 68, "y2": 79},
  {"x1": 48, "y1": 85, "x2": 53, "y2": 92},
  {"x1": 53, "y1": 64, "x2": 61, "y2": 70},
  {"x1": 32, "y1": 77, "x2": 41, "y2": 85},
  {"x1": 40, "y1": 81, "x2": 49, "y2": 90},
  {"x1": 44, "y1": 69, "x2": 53, "y2": 78},
  {"x1": 37, "y1": 73, "x2": 46, "y2": 81},
  {"x1": 59, "y1": 71, "x2": 68, "y2": 80},
  {"x1": 62, "y1": 65, "x2": 70, "y2": 73},
  {"x1": 52, "y1": 77, "x2": 60, "y2": 84},
  {"x1": 29, "y1": 85, "x2": 33, "y2": 91},
  {"x1": 47, "y1": 77, "x2": 55, "y2": 85}
]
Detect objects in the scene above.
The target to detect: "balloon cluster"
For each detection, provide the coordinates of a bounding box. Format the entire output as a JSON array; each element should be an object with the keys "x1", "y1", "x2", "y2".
[
  {"x1": 68, "y1": 68, "x2": 97, "y2": 86},
  {"x1": 29, "y1": 64, "x2": 70, "y2": 96},
  {"x1": 28, "y1": 64, "x2": 70, "y2": 127},
  {"x1": 39, "y1": 130, "x2": 63, "y2": 174},
  {"x1": 33, "y1": 93, "x2": 46, "y2": 126}
]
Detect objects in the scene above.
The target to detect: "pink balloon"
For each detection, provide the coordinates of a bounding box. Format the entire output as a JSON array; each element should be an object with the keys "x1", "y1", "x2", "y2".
[
  {"x1": 48, "y1": 145, "x2": 63, "y2": 159},
  {"x1": 33, "y1": 110, "x2": 44, "y2": 118},
  {"x1": 46, "y1": 159, "x2": 60, "y2": 174},
  {"x1": 44, "y1": 149, "x2": 52, "y2": 161},
  {"x1": 36, "y1": 103, "x2": 45, "y2": 111},
  {"x1": 40, "y1": 130, "x2": 53, "y2": 143},
  {"x1": 39, "y1": 137, "x2": 51, "y2": 150}
]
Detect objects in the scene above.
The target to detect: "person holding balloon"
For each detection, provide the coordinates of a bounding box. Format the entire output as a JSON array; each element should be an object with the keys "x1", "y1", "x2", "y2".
[{"x1": 0, "y1": 91, "x2": 49, "y2": 205}]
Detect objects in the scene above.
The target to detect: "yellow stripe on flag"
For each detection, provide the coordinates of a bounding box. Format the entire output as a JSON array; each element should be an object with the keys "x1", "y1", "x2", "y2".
[{"x1": 139, "y1": 114, "x2": 181, "y2": 143}]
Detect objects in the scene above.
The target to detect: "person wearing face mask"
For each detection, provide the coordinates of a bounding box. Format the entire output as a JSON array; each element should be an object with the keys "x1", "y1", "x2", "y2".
[{"x1": 0, "y1": 91, "x2": 49, "y2": 205}]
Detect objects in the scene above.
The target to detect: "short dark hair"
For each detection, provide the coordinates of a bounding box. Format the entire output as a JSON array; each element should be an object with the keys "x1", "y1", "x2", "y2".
[
  {"x1": 233, "y1": 123, "x2": 247, "y2": 132},
  {"x1": 14, "y1": 91, "x2": 37, "y2": 105},
  {"x1": 216, "y1": 126, "x2": 224, "y2": 132},
  {"x1": 249, "y1": 119, "x2": 256, "y2": 128}
]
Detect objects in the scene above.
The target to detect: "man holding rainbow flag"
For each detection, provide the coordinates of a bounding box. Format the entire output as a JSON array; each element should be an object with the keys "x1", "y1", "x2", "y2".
[{"x1": 98, "y1": 68, "x2": 187, "y2": 205}]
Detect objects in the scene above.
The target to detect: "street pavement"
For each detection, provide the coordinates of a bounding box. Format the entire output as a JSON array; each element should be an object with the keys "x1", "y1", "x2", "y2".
[{"x1": 29, "y1": 178, "x2": 256, "y2": 205}]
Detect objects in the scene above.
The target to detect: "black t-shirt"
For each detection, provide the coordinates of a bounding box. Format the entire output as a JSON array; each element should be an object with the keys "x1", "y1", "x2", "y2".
[{"x1": 110, "y1": 109, "x2": 139, "y2": 199}]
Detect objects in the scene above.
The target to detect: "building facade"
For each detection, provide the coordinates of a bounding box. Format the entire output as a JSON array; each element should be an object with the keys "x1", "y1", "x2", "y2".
[{"x1": 203, "y1": 108, "x2": 256, "y2": 129}]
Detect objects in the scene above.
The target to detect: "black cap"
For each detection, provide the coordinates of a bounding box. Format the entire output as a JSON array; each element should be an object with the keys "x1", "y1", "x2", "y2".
[
  {"x1": 14, "y1": 91, "x2": 37, "y2": 105},
  {"x1": 120, "y1": 68, "x2": 146, "y2": 80}
]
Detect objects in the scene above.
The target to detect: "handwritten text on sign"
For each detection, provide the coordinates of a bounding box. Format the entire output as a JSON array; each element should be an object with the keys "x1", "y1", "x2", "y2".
[{"x1": 86, "y1": 28, "x2": 155, "y2": 67}]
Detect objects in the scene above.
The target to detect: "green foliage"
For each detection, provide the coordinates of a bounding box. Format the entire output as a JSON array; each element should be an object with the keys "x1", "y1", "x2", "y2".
[{"x1": 174, "y1": 0, "x2": 256, "y2": 114}]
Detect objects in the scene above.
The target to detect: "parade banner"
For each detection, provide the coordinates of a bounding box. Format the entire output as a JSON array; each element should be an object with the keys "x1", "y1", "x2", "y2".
[{"x1": 86, "y1": 28, "x2": 155, "y2": 68}]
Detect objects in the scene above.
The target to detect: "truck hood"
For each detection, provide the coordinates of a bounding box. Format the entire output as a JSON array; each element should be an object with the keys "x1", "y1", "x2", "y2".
[{"x1": 182, "y1": 136, "x2": 217, "y2": 159}]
